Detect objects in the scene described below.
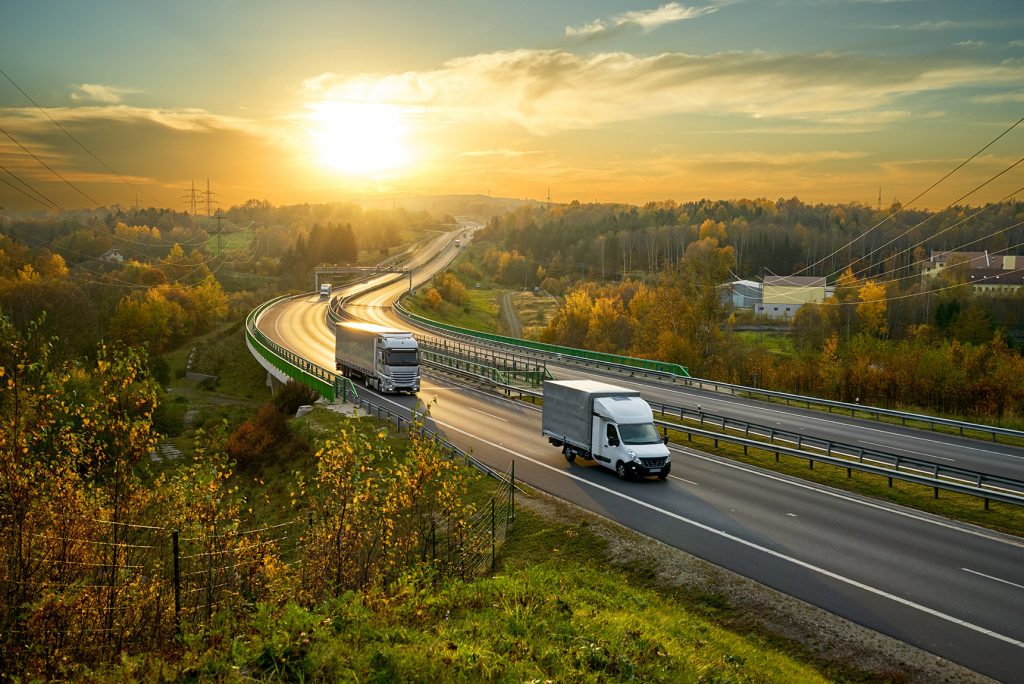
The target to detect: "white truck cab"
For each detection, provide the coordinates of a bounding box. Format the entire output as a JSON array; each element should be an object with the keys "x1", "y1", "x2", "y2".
[{"x1": 542, "y1": 379, "x2": 671, "y2": 480}]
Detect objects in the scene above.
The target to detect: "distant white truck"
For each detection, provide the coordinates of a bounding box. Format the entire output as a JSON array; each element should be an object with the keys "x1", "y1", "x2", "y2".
[
  {"x1": 335, "y1": 321, "x2": 420, "y2": 394},
  {"x1": 542, "y1": 379, "x2": 671, "y2": 480},
  {"x1": 319, "y1": 283, "x2": 332, "y2": 300}
]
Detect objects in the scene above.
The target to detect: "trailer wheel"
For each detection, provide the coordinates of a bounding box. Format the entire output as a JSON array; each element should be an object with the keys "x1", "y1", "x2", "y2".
[
  {"x1": 563, "y1": 446, "x2": 576, "y2": 464},
  {"x1": 616, "y1": 461, "x2": 628, "y2": 480}
]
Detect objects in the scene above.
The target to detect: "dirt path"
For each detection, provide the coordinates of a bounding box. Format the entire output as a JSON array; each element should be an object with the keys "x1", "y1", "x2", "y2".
[{"x1": 500, "y1": 291, "x2": 523, "y2": 338}]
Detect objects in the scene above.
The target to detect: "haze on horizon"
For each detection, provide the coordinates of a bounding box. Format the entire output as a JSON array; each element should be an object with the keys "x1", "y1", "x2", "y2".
[{"x1": 1, "y1": 0, "x2": 1023, "y2": 213}]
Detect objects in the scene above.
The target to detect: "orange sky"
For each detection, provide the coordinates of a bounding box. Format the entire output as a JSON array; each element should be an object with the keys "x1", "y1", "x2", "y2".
[{"x1": 2, "y1": 1, "x2": 1023, "y2": 213}]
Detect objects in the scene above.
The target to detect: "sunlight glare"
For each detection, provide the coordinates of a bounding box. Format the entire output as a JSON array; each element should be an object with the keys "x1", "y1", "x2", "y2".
[{"x1": 308, "y1": 101, "x2": 411, "y2": 175}]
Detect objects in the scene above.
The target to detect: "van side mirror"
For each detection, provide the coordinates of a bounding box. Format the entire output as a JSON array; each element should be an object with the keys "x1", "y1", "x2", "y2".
[{"x1": 663, "y1": 434, "x2": 670, "y2": 445}]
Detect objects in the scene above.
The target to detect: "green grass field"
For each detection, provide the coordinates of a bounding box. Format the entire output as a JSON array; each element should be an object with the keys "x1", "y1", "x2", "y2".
[{"x1": 404, "y1": 287, "x2": 504, "y2": 334}]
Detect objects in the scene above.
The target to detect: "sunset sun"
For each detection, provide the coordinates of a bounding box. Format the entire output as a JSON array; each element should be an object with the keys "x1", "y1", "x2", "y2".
[{"x1": 307, "y1": 101, "x2": 411, "y2": 175}]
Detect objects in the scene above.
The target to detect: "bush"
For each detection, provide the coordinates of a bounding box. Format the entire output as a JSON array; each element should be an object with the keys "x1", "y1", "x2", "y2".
[{"x1": 272, "y1": 380, "x2": 320, "y2": 416}]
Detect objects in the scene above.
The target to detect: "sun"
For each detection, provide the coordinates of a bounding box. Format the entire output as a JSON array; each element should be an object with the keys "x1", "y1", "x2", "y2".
[{"x1": 307, "y1": 101, "x2": 411, "y2": 175}]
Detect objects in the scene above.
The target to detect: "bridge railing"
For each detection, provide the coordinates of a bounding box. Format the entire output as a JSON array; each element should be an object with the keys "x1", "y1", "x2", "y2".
[
  {"x1": 245, "y1": 293, "x2": 340, "y2": 402},
  {"x1": 393, "y1": 300, "x2": 690, "y2": 378}
]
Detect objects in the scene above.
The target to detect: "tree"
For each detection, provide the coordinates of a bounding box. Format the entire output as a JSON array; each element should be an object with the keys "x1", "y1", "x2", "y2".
[{"x1": 857, "y1": 280, "x2": 889, "y2": 339}]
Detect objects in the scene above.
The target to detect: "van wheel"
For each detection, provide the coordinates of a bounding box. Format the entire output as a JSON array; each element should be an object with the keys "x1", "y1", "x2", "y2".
[
  {"x1": 563, "y1": 446, "x2": 576, "y2": 464},
  {"x1": 616, "y1": 461, "x2": 628, "y2": 480}
]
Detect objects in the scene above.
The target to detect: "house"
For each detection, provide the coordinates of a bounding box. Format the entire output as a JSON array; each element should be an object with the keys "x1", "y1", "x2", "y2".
[
  {"x1": 100, "y1": 248, "x2": 125, "y2": 263},
  {"x1": 721, "y1": 280, "x2": 762, "y2": 309},
  {"x1": 923, "y1": 250, "x2": 1017, "y2": 277},
  {"x1": 968, "y1": 268, "x2": 1024, "y2": 295},
  {"x1": 756, "y1": 275, "x2": 826, "y2": 319}
]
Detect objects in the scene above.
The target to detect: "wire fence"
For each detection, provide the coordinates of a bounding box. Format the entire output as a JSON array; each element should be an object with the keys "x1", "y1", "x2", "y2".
[{"x1": 1, "y1": 455, "x2": 516, "y2": 674}]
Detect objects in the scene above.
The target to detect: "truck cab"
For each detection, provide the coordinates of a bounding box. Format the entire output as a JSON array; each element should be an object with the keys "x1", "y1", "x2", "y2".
[
  {"x1": 319, "y1": 283, "x2": 332, "y2": 300},
  {"x1": 591, "y1": 396, "x2": 671, "y2": 479},
  {"x1": 541, "y1": 379, "x2": 671, "y2": 480}
]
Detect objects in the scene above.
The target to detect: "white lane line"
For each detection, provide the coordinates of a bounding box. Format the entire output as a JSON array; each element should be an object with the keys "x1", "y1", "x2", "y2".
[
  {"x1": 862, "y1": 441, "x2": 956, "y2": 461},
  {"x1": 403, "y1": 406, "x2": 1024, "y2": 650},
  {"x1": 466, "y1": 406, "x2": 509, "y2": 422},
  {"x1": 419, "y1": 378, "x2": 1024, "y2": 550},
  {"x1": 787, "y1": 513, "x2": 798, "y2": 517},
  {"x1": 673, "y1": 446, "x2": 1024, "y2": 549},
  {"x1": 671, "y1": 476, "x2": 699, "y2": 485},
  {"x1": 581, "y1": 373, "x2": 1021, "y2": 458},
  {"x1": 962, "y1": 568, "x2": 1024, "y2": 591}
]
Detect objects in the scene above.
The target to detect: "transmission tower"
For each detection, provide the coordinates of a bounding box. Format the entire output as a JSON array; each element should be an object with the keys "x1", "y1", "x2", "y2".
[
  {"x1": 203, "y1": 178, "x2": 219, "y2": 217},
  {"x1": 182, "y1": 181, "x2": 199, "y2": 215}
]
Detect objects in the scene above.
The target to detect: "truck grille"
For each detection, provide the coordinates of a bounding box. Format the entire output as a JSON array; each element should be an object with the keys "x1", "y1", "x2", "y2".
[
  {"x1": 391, "y1": 368, "x2": 418, "y2": 385},
  {"x1": 639, "y1": 456, "x2": 667, "y2": 468}
]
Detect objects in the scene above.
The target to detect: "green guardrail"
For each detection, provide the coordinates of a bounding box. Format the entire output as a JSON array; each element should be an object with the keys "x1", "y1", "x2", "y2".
[
  {"x1": 396, "y1": 301, "x2": 690, "y2": 378},
  {"x1": 246, "y1": 295, "x2": 340, "y2": 402}
]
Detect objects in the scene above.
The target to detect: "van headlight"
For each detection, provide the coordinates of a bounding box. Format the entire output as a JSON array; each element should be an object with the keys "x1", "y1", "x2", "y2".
[{"x1": 626, "y1": 448, "x2": 639, "y2": 461}]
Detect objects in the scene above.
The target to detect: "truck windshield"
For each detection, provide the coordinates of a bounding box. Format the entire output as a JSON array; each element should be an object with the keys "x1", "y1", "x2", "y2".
[
  {"x1": 385, "y1": 349, "x2": 418, "y2": 366},
  {"x1": 618, "y1": 422, "x2": 662, "y2": 445}
]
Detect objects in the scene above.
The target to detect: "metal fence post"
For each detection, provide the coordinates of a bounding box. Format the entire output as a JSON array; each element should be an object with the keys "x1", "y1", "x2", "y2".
[
  {"x1": 172, "y1": 529, "x2": 181, "y2": 631},
  {"x1": 510, "y1": 461, "x2": 515, "y2": 522},
  {"x1": 491, "y1": 498, "x2": 496, "y2": 570}
]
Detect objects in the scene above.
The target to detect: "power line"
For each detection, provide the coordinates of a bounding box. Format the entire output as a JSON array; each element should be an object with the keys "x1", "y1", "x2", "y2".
[
  {"x1": 0, "y1": 161, "x2": 61, "y2": 210},
  {"x1": 0, "y1": 67, "x2": 165, "y2": 207},
  {"x1": 842, "y1": 162, "x2": 1024, "y2": 283},
  {"x1": 793, "y1": 111, "x2": 1024, "y2": 279},
  {"x1": 0, "y1": 124, "x2": 100, "y2": 206}
]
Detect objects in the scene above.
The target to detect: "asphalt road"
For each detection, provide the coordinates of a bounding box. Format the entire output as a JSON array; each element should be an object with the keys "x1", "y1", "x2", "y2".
[{"x1": 254, "y1": 237, "x2": 1024, "y2": 681}]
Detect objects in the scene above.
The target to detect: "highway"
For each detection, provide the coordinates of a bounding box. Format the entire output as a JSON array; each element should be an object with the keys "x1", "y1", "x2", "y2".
[{"x1": 254, "y1": 234, "x2": 1024, "y2": 681}]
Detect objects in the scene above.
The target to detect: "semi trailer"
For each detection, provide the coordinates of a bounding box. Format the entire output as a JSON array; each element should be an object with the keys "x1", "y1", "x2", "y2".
[{"x1": 335, "y1": 321, "x2": 420, "y2": 394}]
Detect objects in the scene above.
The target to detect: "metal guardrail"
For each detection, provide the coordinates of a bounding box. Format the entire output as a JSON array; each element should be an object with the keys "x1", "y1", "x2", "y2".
[
  {"x1": 645, "y1": 402, "x2": 1024, "y2": 498},
  {"x1": 394, "y1": 301, "x2": 1024, "y2": 445},
  {"x1": 246, "y1": 294, "x2": 339, "y2": 401},
  {"x1": 393, "y1": 300, "x2": 690, "y2": 378},
  {"x1": 422, "y1": 364, "x2": 1024, "y2": 508},
  {"x1": 655, "y1": 420, "x2": 1024, "y2": 508},
  {"x1": 667, "y1": 377, "x2": 1024, "y2": 444}
]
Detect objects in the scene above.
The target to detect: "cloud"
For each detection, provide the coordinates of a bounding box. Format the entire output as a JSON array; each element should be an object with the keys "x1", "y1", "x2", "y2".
[
  {"x1": 565, "y1": 19, "x2": 607, "y2": 38},
  {"x1": 1010, "y1": 40, "x2": 1024, "y2": 47},
  {"x1": 70, "y1": 83, "x2": 137, "y2": 104},
  {"x1": 300, "y1": 49, "x2": 1024, "y2": 135},
  {"x1": 1, "y1": 104, "x2": 264, "y2": 135},
  {"x1": 566, "y1": 2, "x2": 717, "y2": 38},
  {"x1": 955, "y1": 40, "x2": 985, "y2": 47},
  {"x1": 972, "y1": 92, "x2": 1024, "y2": 104}
]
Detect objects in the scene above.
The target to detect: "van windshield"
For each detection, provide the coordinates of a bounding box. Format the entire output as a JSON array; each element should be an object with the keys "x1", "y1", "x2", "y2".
[
  {"x1": 385, "y1": 349, "x2": 418, "y2": 366},
  {"x1": 618, "y1": 422, "x2": 662, "y2": 445}
]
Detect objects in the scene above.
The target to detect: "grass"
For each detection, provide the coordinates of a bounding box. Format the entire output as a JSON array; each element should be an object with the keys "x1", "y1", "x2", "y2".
[
  {"x1": 658, "y1": 416, "x2": 1024, "y2": 537},
  {"x1": 510, "y1": 289, "x2": 559, "y2": 339},
  {"x1": 734, "y1": 330, "x2": 796, "y2": 357},
  {"x1": 404, "y1": 287, "x2": 504, "y2": 334}
]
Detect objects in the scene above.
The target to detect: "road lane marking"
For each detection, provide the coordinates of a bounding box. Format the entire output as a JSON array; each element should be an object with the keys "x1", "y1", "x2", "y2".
[
  {"x1": 466, "y1": 406, "x2": 508, "y2": 422},
  {"x1": 962, "y1": 568, "x2": 1024, "y2": 591},
  {"x1": 569, "y1": 372, "x2": 1022, "y2": 459},
  {"x1": 672, "y1": 445, "x2": 1024, "y2": 549},
  {"x1": 862, "y1": 441, "x2": 955, "y2": 461},
  {"x1": 405, "y1": 408, "x2": 1024, "y2": 650},
  {"x1": 670, "y1": 476, "x2": 699, "y2": 485}
]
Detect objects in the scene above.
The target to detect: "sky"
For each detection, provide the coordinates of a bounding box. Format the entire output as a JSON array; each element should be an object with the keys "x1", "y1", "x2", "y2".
[{"x1": 1, "y1": 0, "x2": 1023, "y2": 213}]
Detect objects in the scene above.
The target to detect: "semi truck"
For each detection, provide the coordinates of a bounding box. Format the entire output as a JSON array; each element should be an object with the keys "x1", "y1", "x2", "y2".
[
  {"x1": 319, "y1": 283, "x2": 332, "y2": 299},
  {"x1": 542, "y1": 379, "x2": 671, "y2": 480},
  {"x1": 335, "y1": 321, "x2": 420, "y2": 394}
]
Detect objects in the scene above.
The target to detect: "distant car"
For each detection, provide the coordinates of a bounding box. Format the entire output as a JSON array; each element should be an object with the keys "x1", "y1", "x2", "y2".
[{"x1": 474, "y1": 282, "x2": 481, "y2": 288}]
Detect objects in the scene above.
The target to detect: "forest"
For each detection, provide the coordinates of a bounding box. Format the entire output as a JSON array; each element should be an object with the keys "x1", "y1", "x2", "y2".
[{"x1": 469, "y1": 198, "x2": 1024, "y2": 420}]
